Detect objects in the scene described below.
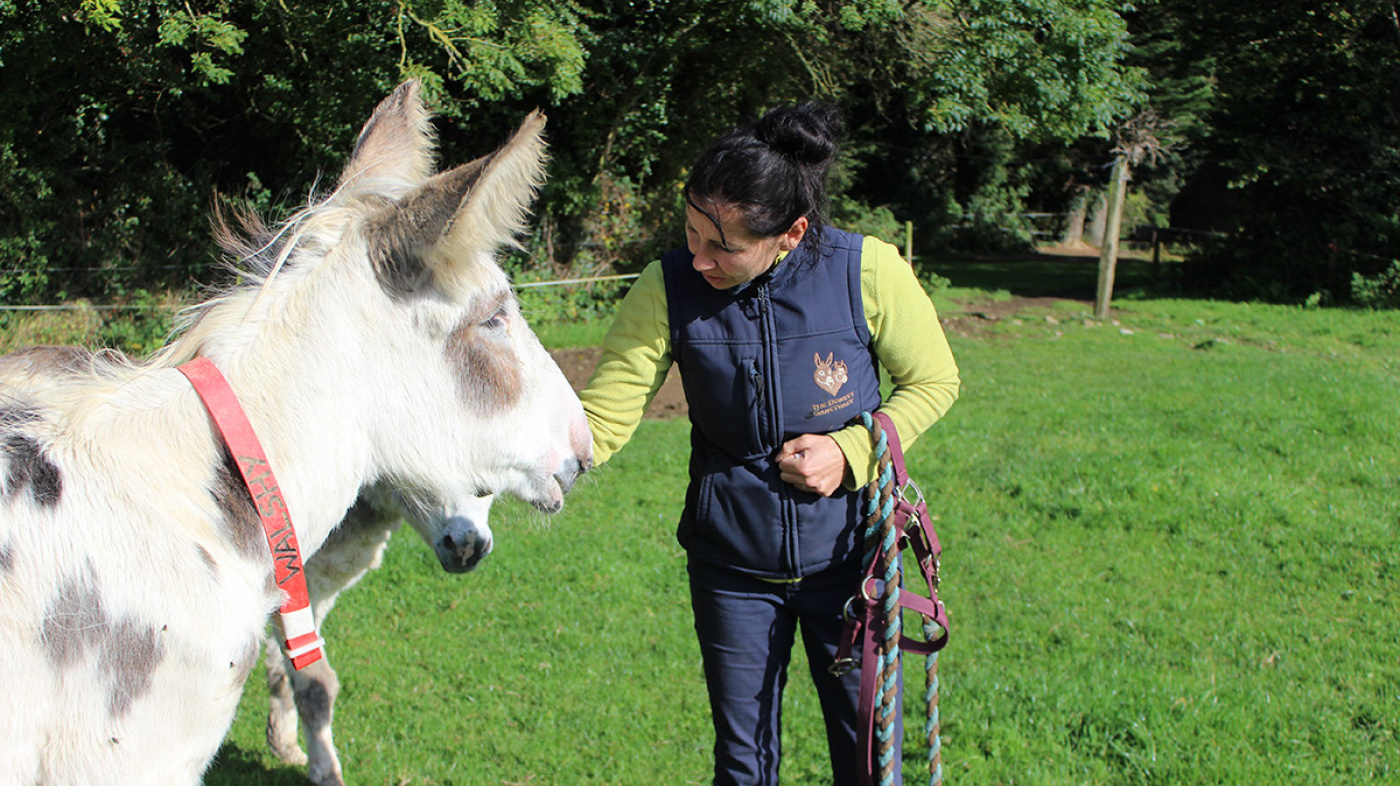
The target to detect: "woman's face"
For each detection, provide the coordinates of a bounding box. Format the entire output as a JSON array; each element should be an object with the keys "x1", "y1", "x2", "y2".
[{"x1": 685, "y1": 202, "x2": 807, "y2": 290}]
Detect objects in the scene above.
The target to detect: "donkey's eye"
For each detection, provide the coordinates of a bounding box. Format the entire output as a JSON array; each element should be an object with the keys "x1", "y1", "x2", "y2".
[{"x1": 481, "y1": 308, "x2": 508, "y2": 331}]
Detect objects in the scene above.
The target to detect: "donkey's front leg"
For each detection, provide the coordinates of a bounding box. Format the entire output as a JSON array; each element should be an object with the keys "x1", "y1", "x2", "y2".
[
  {"x1": 264, "y1": 636, "x2": 310, "y2": 767},
  {"x1": 291, "y1": 656, "x2": 345, "y2": 786}
]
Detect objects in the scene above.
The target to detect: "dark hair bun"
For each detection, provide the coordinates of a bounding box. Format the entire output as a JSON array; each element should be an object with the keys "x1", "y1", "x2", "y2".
[
  {"x1": 757, "y1": 102, "x2": 843, "y2": 167},
  {"x1": 684, "y1": 100, "x2": 842, "y2": 244}
]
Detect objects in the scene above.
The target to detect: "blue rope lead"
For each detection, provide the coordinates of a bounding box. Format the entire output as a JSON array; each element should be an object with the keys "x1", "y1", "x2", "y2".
[{"x1": 860, "y1": 412, "x2": 944, "y2": 786}]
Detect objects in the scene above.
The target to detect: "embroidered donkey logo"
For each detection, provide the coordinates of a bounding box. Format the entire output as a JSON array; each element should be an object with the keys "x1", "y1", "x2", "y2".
[{"x1": 813, "y1": 352, "x2": 848, "y2": 396}]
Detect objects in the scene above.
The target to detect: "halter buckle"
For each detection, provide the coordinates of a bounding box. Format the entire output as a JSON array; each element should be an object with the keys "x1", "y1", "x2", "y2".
[
  {"x1": 828, "y1": 657, "x2": 857, "y2": 677},
  {"x1": 842, "y1": 594, "x2": 863, "y2": 622}
]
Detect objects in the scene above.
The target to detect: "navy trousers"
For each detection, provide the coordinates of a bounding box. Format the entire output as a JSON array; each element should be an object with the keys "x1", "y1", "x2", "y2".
[{"x1": 688, "y1": 559, "x2": 902, "y2": 786}]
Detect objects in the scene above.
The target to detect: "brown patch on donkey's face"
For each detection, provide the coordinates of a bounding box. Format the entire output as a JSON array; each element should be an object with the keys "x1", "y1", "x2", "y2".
[{"x1": 444, "y1": 289, "x2": 524, "y2": 415}]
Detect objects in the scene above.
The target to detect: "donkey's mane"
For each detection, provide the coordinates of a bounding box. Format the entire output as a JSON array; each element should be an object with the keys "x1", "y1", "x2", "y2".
[{"x1": 147, "y1": 171, "x2": 421, "y2": 374}]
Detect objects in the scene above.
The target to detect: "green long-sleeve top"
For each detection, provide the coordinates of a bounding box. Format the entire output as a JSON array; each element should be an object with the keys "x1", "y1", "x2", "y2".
[{"x1": 581, "y1": 234, "x2": 961, "y2": 488}]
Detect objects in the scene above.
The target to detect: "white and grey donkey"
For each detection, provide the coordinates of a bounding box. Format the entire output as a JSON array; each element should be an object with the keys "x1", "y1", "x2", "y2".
[
  {"x1": 0, "y1": 81, "x2": 589, "y2": 786},
  {"x1": 262, "y1": 488, "x2": 495, "y2": 786}
]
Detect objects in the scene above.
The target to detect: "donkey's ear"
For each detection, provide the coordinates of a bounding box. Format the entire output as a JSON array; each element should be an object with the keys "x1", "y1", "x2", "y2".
[
  {"x1": 337, "y1": 80, "x2": 437, "y2": 192},
  {"x1": 428, "y1": 110, "x2": 547, "y2": 295},
  {"x1": 367, "y1": 111, "x2": 546, "y2": 297}
]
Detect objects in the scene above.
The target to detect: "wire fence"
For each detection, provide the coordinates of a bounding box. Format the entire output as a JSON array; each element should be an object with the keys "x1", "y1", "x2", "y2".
[
  {"x1": 0, "y1": 210, "x2": 1202, "y2": 313},
  {"x1": 0, "y1": 272, "x2": 643, "y2": 312},
  {"x1": 515, "y1": 273, "x2": 640, "y2": 289},
  {"x1": 5, "y1": 219, "x2": 1394, "y2": 313}
]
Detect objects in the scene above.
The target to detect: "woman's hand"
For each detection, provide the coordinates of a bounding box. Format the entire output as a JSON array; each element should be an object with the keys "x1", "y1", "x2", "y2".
[{"x1": 775, "y1": 434, "x2": 848, "y2": 497}]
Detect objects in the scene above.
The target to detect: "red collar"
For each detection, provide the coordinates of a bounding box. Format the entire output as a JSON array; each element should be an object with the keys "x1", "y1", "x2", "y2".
[{"x1": 178, "y1": 356, "x2": 325, "y2": 670}]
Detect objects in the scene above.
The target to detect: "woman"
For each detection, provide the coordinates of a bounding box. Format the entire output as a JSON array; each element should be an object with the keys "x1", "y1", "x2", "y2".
[{"x1": 580, "y1": 101, "x2": 960, "y2": 785}]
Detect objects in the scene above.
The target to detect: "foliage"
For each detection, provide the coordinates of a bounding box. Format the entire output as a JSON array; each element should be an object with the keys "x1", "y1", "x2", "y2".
[
  {"x1": 979, "y1": 1, "x2": 1400, "y2": 303},
  {"x1": 507, "y1": 255, "x2": 627, "y2": 326},
  {"x1": 0, "y1": 0, "x2": 590, "y2": 305},
  {"x1": 830, "y1": 197, "x2": 906, "y2": 249},
  {"x1": 0, "y1": 291, "x2": 178, "y2": 356},
  {"x1": 91, "y1": 290, "x2": 178, "y2": 355},
  {"x1": 1161, "y1": 0, "x2": 1400, "y2": 300},
  {"x1": 1352, "y1": 259, "x2": 1400, "y2": 310},
  {"x1": 912, "y1": 0, "x2": 1146, "y2": 141},
  {"x1": 917, "y1": 265, "x2": 953, "y2": 295},
  {"x1": 0, "y1": 0, "x2": 1146, "y2": 306},
  {"x1": 1119, "y1": 187, "x2": 1162, "y2": 233},
  {"x1": 5, "y1": 0, "x2": 1393, "y2": 307},
  {"x1": 946, "y1": 125, "x2": 1038, "y2": 252}
]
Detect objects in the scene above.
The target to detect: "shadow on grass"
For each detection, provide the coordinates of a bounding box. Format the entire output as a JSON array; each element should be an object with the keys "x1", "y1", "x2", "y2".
[
  {"x1": 923, "y1": 247, "x2": 1169, "y2": 300},
  {"x1": 203, "y1": 743, "x2": 308, "y2": 786}
]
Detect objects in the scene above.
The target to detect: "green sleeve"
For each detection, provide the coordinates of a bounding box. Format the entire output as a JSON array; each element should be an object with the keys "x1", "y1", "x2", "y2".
[
  {"x1": 579, "y1": 261, "x2": 672, "y2": 465},
  {"x1": 828, "y1": 236, "x2": 961, "y2": 488}
]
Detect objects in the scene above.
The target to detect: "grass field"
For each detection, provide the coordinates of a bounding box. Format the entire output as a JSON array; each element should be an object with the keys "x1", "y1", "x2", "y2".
[
  {"x1": 7, "y1": 254, "x2": 1399, "y2": 784},
  {"x1": 204, "y1": 258, "x2": 1398, "y2": 784}
]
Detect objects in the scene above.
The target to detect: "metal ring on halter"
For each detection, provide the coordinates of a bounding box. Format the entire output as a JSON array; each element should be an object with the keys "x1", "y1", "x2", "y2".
[
  {"x1": 861, "y1": 575, "x2": 885, "y2": 603},
  {"x1": 828, "y1": 657, "x2": 857, "y2": 677},
  {"x1": 900, "y1": 478, "x2": 925, "y2": 508},
  {"x1": 842, "y1": 594, "x2": 862, "y2": 622}
]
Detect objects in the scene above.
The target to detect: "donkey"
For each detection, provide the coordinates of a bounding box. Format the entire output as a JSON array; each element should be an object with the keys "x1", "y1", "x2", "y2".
[
  {"x1": 263, "y1": 487, "x2": 495, "y2": 786},
  {"x1": 0, "y1": 81, "x2": 590, "y2": 785},
  {"x1": 0, "y1": 359, "x2": 500, "y2": 786}
]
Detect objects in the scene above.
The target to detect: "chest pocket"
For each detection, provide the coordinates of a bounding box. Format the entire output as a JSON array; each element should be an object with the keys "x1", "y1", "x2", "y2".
[
  {"x1": 677, "y1": 339, "x2": 769, "y2": 460},
  {"x1": 777, "y1": 338, "x2": 869, "y2": 438}
]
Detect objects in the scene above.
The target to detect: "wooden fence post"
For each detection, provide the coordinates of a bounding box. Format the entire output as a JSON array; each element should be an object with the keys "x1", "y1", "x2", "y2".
[{"x1": 1095, "y1": 156, "x2": 1130, "y2": 320}]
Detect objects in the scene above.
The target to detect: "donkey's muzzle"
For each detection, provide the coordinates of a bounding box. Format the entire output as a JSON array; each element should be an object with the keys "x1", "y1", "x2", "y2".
[
  {"x1": 555, "y1": 454, "x2": 590, "y2": 496},
  {"x1": 435, "y1": 516, "x2": 493, "y2": 573}
]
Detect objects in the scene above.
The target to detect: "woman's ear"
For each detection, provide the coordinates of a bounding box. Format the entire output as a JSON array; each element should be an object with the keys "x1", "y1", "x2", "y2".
[{"x1": 779, "y1": 216, "x2": 810, "y2": 251}]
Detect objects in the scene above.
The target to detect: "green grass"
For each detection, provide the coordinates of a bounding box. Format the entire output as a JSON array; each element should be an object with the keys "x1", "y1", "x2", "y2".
[
  {"x1": 5, "y1": 265, "x2": 1398, "y2": 784},
  {"x1": 923, "y1": 247, "x2": 1165, "y2": 302},
  {"x1": 530, "y1": 317, "x2": 611, "y2": 350},
  {"x1": 919, "y1": 298, "x2": 1400, "y2": 784},
  {"x1": 194, "y1": 292, "x2": 1400, "y2": 785}
]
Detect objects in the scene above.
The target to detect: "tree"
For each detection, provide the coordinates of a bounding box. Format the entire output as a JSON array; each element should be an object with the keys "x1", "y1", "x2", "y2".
[
  {"x1": 0, "y1": 0, "x2": 1146, "y2": 304},
  {"x1": 1151, "y1": 0, "x2": 1400, "y2": 299},
  {"x1": 0, "y1": 0, "x2": 589, "y2": 303}
]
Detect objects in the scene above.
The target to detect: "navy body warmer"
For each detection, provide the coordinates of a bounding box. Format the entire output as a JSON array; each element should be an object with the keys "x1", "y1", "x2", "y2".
[{"x1": 663, "y1": 228, "x2": 883, "y2": 580}]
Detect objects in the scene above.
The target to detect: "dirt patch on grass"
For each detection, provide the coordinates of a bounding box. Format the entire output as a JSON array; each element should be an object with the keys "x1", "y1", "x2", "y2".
[
  {"x1": 549, "y1": 347, "x2": 689, "y2": 419},
  {"x1": 938, "y1": 296, "x2": 1091, "y2": 338}
]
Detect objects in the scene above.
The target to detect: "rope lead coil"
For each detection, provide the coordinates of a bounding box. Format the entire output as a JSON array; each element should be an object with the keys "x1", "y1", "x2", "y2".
[{"x1": 859, "y1": 411, "x2": 944, "y2": 786}]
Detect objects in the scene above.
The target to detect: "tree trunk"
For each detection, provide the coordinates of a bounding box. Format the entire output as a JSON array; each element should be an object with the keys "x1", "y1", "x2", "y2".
[
  {"x1": 1060, "y1": 186, "x2": 1089, "y2": 246},
  {"x1": 1086, "y1": 191, "x2": 1108, "y2": 248},
  {"x1": 1095, "y1": 157, "x2": 1131, "y2": 320}
]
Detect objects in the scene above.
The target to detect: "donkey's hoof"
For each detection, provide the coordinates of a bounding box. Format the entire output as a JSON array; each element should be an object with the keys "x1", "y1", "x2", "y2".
[
  {"x1": 271, "y1": 743, "x2": 308, "y2": 766},
  {"x1": 309, "y1": 763, "x2": 346, "y2": 786},
  {"x1": 265, "y1": 720, "x2": 308, "y2": 765}
]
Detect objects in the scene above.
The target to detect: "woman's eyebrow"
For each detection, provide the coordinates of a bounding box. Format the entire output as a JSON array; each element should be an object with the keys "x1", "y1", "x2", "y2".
[{"x1": 688, "y1": 221, "x2": 740, "y2": 253}]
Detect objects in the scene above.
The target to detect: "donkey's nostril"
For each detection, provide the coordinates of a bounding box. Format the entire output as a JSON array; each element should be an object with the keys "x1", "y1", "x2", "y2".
[{"x1": 554, "y1": 456, "x2": 585, "y2": 496}]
